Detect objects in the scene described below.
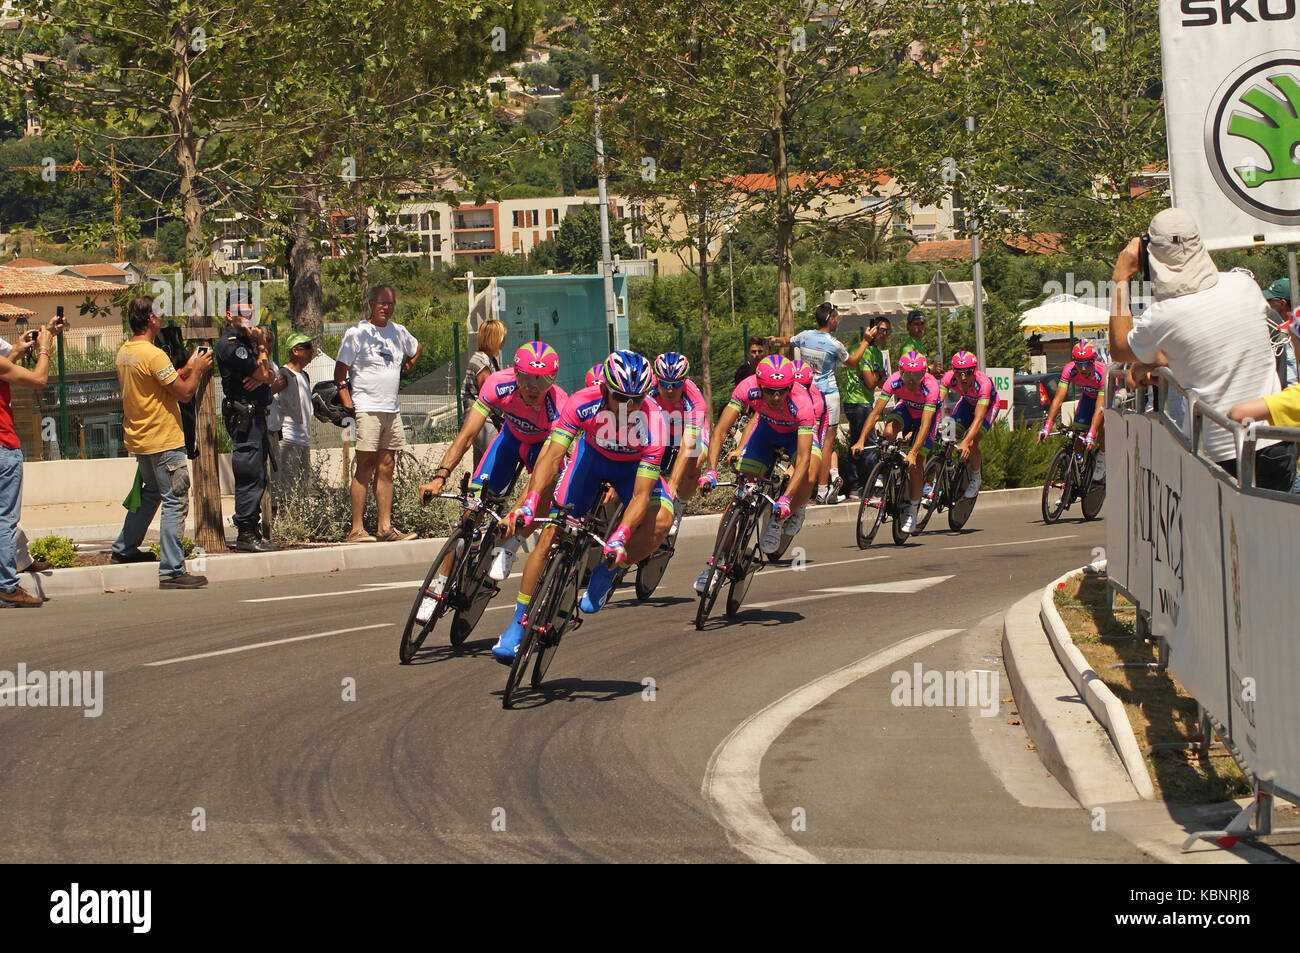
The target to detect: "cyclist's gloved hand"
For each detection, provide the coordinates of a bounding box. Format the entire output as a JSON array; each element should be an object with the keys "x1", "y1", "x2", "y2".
[
  {"x1": 774, "y1": 494, "x2": 792, "y2": 520},
  {"x1": 698, "y1": 468, "x2": 718, "y2": 491},
  {"x1": 1084, "y1": 429, "x2": 1097, "y2": 449},
  {"x1": 510, "y1": 491, "x2": 541, "y2": 529},
  {"x1": 603, "y1": 524, "x2": 631, "y2": 565},
  {"x1": 1037, "y1": 422, "x2": 1052, "y2": 443}
]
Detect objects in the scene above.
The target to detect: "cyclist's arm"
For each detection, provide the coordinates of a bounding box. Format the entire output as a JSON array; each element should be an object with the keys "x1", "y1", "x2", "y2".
[
  {"x1": 732, "y1": 414, "x2": 758, "y2": 460},
  {"x1": 785, "y1": 431, "x2": 815, "y2": 499},
  {"x1": 421, "y1": 405, "x2": 488, "y2": 493},
  {"x1": 522, "y1": 430, "x2": 571, "y2": 498},
  {"x1": 1043, "y1": 382, "x2": 1070, "y2": 430},
  {"x1": 706, "y1": 404, "x2": 741, "y2": 472},
  {"x1": 968, "y1": 399, "x2": 990, "y2": 432},
  {"x1": 1088, "y1": 397, "x2": 1105, "y2": 435},
  {"x1": 619, "y1": 467, "x2": 659, "y2": 547},
  {"x1": 853, "y1": 396, "x2": 889, "y2": 451}
]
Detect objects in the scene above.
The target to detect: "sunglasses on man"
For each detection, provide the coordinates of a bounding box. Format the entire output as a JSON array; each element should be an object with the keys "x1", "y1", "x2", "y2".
[{"x1": 760, "y1": 385, "x2": 790, "y2": 399}]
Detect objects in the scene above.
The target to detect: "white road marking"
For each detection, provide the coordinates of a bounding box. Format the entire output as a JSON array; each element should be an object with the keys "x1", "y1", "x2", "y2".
[
  {"x1": 761, "y1": 554, "x2": 889, "y2": 576},
  {"x1": 242, "y1": 572, "x2": 525, "y2": 604},
  {"x1": 942, "y1": 534, "x2": 1077, "y2": 552},
  {"x1": 143, "y1": 624, "x2": 392, "y2": 666},
  {"x1": 702, "y1": 628, "x2": 963, "y2": 864},
  {"x1": 744, "y1": 575, "x2": 952, "y2": 610}
]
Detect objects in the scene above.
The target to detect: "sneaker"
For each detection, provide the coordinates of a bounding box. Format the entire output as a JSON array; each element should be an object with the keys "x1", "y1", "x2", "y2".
[
  {"x1": 900, "y1": 503, "x2": 919, "y2": 535},
  {"x1": 760, "y1": 516, "x2": 786, "y2": 553},
  {"x1": 345, "y1": 529, "x2": 377, "y2": 544},
  {"x1": 491, "y1": 620, "x2": 526, "y2": 664},
  {"x1": 963, "y1": 470, "x2": 983, "y2": 499},
  {"x1": 580, "y1": 561, "x2": 618, "y2": 614},
  {"x1": 784, "y1": 504, "x2": 807, "y2": 536},
  {"x1": 415, "y1": 595, "x2": 437, "y2": 624},
  {"x1": 0, "y1": 585, "x2": 42, "y2": 608},
  {"x1": 233, "y1": 530, "x2": 277, "y2": 553},
  {"x1": 488, "y1": 546, "x2": 516, "y2": 581},
  {"x1": 694, "y1": 564, "x2": 713, "y2": 594},
  {"x1": 1092, "y1": 458, "x2": 1106, "y2": 482},
  {"x1": 159, "y1": 573, "x2": 207, "y2": 590},
  {"x1": 110, "y1": 549, "x2": 158, "y2": 564}
]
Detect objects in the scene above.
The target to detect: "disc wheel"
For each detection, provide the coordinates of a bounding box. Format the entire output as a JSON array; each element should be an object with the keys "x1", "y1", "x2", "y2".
[
  {"x1": 450, "y1": 532, "x2": 496, "y2": 646},
  {"x1": 635, "y1": 544, "x2": 673, "y2": 601},
  {"x1": 399, "y1": 533, "x2": 465, "y2": 663},
  {"x1": 695, "y1": 508, "x2": 742, "y2": 630},
  {"x1": 913, "y1": 457, "x2": 942, "y2": 534},
  {"x1": 503, "y1": 549, "x2": 565, "y2": 708},
  {"x1": 1042, "y1": 448, "x2": 1072, "y2": 524},
  {"x1": 532, "y1": 562, "x2": 580, "y2": 689},
  {"x1": 726, "y1": 531, "x2": 761, "y2": 618},
  {"x1": 1081, "y1": 462, "x2": 1105, "y2": 520},
  {"x1": 947, "y1": 462, "x2": 976, "y2": 531},
  {"x1": 856, "y1": 461, "x2": 891, "y2": 549},
  {"x1": 890, "y1": 473, "x2": 912, "y2": 545}
]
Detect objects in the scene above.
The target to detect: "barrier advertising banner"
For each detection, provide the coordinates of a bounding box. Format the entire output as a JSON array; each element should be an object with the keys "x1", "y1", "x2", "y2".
[
  {"x1": 1159, "y1": 3, "x2": 1300, "y2": 249},
  {"x1": 1144, "y1": 424, "x2": 1185, "y2": 642},
  {"x1": 1126, "y1": 415, "x2": 1154, "y2": 611},
  {"x1": 1104, "y1": 410, "x2": 1130, "y2": 592}
]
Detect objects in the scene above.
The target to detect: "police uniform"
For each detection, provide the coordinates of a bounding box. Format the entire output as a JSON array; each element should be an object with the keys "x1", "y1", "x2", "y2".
[{"x1": 216, "y1": 325, "x2": 272, "y2": 537}]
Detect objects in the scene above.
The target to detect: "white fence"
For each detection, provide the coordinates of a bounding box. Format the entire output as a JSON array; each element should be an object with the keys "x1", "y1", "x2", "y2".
[{"x1": 1104, "y1": 366, "x2": 1300, "y2": 836}]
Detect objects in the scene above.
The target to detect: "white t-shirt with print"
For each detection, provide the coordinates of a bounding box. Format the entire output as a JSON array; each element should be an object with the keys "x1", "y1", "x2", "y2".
[
  {"x1": 1127, "y1": 271, "x2": 1280, "y2": 462},
  {"x1": 336, "y1": 319, "x2": 419, "y2": 415}
]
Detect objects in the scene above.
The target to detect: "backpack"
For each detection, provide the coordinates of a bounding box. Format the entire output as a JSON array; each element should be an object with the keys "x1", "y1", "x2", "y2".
[{"x1": 154, "y1": 325, "x2": 199, "y2": 459}]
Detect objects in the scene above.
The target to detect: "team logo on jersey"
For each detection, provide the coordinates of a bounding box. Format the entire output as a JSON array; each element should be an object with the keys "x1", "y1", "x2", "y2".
[{"x1": 1205, "y1": 52, "x2": 1300, "y2": 226}]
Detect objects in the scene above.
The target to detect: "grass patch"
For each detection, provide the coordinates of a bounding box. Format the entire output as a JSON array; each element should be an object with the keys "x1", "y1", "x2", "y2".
[{"x1": 1053, "y1": 576, "x2": 1251, "y2": 804}]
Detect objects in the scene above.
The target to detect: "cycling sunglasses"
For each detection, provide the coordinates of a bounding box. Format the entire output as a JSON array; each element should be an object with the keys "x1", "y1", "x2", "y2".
[
  {"x1": 657, "y1": 379, "x2": 685, "y2": 390},
  {"x1": 760, "y1": 385, "x2": 791, "y2": 398},
  {"x1": 607, "y1": 388, "x2": 645, "y2": 402}
]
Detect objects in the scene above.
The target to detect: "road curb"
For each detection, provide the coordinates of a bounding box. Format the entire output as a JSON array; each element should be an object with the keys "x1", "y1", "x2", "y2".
[
  {"x1": 1002, "y1": 589, "x2": 1142, "y2": 807},
  {"x1": 25, "y1": 484, "x2": 1051, "y2": 598},
  {"x1": 1039, "y1": 564, "x2": 1156, "y2": 800}
]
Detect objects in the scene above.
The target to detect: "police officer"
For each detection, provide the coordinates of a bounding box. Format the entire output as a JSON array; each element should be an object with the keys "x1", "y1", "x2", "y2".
[{"x1": 216, "y1": 289, "x2": 278, "y2": 552}]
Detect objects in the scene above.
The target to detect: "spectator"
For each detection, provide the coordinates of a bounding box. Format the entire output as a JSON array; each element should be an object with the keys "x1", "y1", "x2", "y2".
[
  {"x1": 733, "y1": 335, "x2": 767, "y2": 386},
  {"x1": 111, "y1": 296, "x2": 213, "y2": 589},
  {"x1": 335, "y1": 284, "x2": 423, "y2": 543},
  {"x1": 842, "y1": 316, "x2": 891, "y2": 499},
  {"x1": 0, "y1": 335, "x2": 52, "y2": 577},
  {"x1": 1110, "y1": 208, "x2": 1292, "y2": 491},
  {"x1": 463, "y1": 319, "x2": 506, "y2": 467},
  {"x1": 216, "y1": 291, "x2": 278, "y2": 552},
  {"x1": 274, "y1": 331, "x2": 316, "y2": 496},
  {"x1": 0, "y1": 321, "x2": 55, "y2": 607},
  {"x1": 901, "y1": 310, "x2": 928, "y2": 365},
  {"x1": 1264, "y1": 278, "x2": 1297, "y2": 387}
]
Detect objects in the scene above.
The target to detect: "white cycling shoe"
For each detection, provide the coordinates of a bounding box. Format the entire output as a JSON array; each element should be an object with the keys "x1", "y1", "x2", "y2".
[
  {"x1": 487, "y1": 545, "x2": 517, "y2": 581},
  {"x1": 760, "y1": 516, "x2": 786, "y2": 553},
  {"x1": 963, "y1": 470, "x2": 982, "y2": 499},
  {"x1": 900, "y1": 503, "x2": 919, "y2": 534},
  {"x1": 783, "y1": 504, "x2": 807, "y2": 536}
]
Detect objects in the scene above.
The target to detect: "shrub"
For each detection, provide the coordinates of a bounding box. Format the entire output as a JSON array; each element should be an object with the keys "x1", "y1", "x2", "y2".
[
  {"x1": 28, "y1": 535, "x2": 78, "y2": 568},
  {"x1": 150, "y1": 536, "x2": 199, "y2": 559},
  {"x1": 978, "y1": 423, "x2": 1058, "y2": 489}
]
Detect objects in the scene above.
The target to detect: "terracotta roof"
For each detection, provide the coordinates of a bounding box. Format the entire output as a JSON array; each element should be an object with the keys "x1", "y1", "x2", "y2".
[
  {"x1": 1003, "y1": 232, "x2": 1065, "y2": 255},
  {"x1": 63, "y1": 263, "x2": 129, "y2": 278},
  {"x1": 721, "y1": 171, "x2": 891, "y2": 192},
  {"x1": 0, "y1": 265, "x2": 124, "y2": 297},
  {"x1": 7, "y1": 257, "x2": 54, "y2": 269},
  {"x1": 0, "y1": 302, "x2": 36, "y2": 318},
  {"x1": 907, "y1": 239, "x2": 972, "y2": 263}
]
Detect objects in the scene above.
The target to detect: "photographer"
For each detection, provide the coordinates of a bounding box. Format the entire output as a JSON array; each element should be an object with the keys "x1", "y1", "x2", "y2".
[
  {"x1": 216, "y1": 290, "x2": 278, "y2": 552},
  {"x1": 0, "y1": 320, "x2": 56, "y2": 607}
]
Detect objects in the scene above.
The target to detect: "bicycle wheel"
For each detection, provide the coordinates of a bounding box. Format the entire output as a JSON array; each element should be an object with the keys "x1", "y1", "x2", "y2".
[
  {"x1": 1081, "y1": 458, "x2": 1105, "y2": 520},
  {"x1": 695, "y1": 507, "x2": 742, "y2": 630},
  {"x1": 913, "y1": 457, "x2": 942, "y2": 534},
  {"x1": 1041, "y1": 448, "x2": 1072, "y2": 524},
  {"x1": 450, "y1": 529, "x2": 497, "y2": 646},
  {"x1": 503, "y1": 548, "x2": 564, "y2": 708},
  {"x1": 856, "y1": 461, "x2": 891, "y2": 549},
  {"x1": 399, "y1": 532, "x2": 465, "y2": 663},
  {"x1": 532, "y1": 559, "x2": 581, "y2": 689},
  {"x1": 891, "y1": 472, "x2": 912, "y2": 545},
  {"x1": 635, "y1": 544, "x2": 673, "y2": 601},
  {"x1": 947, "y1": 461, "x2": 976, "y2": 531},
  {"x1": 726, "y1": 510, "x2": 762, "y2": 617}
]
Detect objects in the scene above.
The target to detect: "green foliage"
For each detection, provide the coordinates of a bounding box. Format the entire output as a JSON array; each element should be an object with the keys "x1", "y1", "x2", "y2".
[
  {"x1": 155, "y1": 220, "x2": 186, "y2": 264},
  {"x1": 28, "y1": 535, "x2": 78, "y2": 569},
  {"x1": 977, "y1": 424, "x2": 1058, "y2": 490},
  {"x1": 150, "y1": 536, "x2": 199, "y2": 560},
  {"x1": 529, "y1": 202, "x2": 631, "y2": 274}
]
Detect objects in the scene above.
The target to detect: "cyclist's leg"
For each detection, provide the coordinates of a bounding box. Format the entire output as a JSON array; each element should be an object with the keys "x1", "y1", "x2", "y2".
[
  {"x1": 621, "y1": 475, "x2": 674, "y2": 565},
  {"x1": 699, "y1": 424, "x2": 771, "y2": 588}
]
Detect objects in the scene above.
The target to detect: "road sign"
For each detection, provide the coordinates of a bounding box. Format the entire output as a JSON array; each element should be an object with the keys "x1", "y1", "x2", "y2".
[
  {"x1": 987, "y1": 367, "x2": 1014, "y2": 424},
  {"x1": 920, "y1": 270, "x2": 961, "y2": 308}
]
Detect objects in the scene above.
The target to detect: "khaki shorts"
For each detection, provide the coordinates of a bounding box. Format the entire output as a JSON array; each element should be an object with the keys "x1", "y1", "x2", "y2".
[{"x1": 354, "y1": 411, "x2": 407, "y2": 452}]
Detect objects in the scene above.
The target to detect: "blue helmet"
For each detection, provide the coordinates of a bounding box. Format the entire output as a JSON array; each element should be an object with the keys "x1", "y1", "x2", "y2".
[
  {"x1": 653, "y1": 351, "x2": 690, "y2": 383},
  {"x1": 601, "y1": 349, "x2": 653, "y2": 396}
]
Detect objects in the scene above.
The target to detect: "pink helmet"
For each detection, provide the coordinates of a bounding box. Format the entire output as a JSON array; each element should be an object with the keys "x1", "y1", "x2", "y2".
[
  {"x1": 1071, "y1": 341, "x2": 1097, "y2": 362},
  {"x1": 899, "y1": 350, "x2": 927, "y2": 373},
  {"x1": 754, "y1": 354, "x2": 795, "y2": 389},
  {"x1": 585, "y1": 362, "x2": 603, "y2": 388},
  {"x1": 514, "y1": 341, "x2": 559, "y2": 376},
  {"x1": 791, "y1": 359, "x2": 814, "y2": 388},
  {"x1": 951, "y1": 350, "x2": 977, "y2": 371}
]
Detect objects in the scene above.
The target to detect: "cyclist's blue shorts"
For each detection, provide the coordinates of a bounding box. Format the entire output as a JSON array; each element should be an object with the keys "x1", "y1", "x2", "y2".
[
  {"x1": 737, "y1": 420, "x2": 800, "y2": 475},
  {"x1": 469, "y1": 427, "x2": 541, "y2": 495},
  {"x1": 883, "y1": 407, "x2": 935, "y2": 454},
  {"x1": 1070, "y1": 395, "x2": 1098, "y2": 429},
  {"x1": 951, "y1": 399, "x2": 994, "y2": 435},
  {"x1": 552, "y1": 438, "x2": 674, "y2": 519}
]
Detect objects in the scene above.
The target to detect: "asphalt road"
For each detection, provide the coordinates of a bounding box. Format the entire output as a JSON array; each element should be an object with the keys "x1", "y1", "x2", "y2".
[{"x1": 0, "y1": 497, "x2": 1152, "y2": 863}]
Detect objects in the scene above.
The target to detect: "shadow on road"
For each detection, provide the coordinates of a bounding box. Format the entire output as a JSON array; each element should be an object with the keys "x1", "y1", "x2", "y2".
[{"x1": 496, "y1": 677, "x2": 644, "y2": 709}]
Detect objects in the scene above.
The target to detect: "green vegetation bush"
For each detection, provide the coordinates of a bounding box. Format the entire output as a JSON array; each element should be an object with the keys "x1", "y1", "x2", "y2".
[
  {"x1": 978, "y1": 424, "x2": 1058, "y2": 489},
  {"x1": 149, "y1": 536, "x2": 199, "y2": 559},
  {"x1": 28, "y1": 535, "x2": 78, "y2": 568}
]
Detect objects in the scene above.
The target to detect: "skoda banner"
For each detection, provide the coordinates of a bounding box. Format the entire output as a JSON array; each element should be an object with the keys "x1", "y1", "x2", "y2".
[{"x1": 1160, "y1": 1, "x2": 1300, "y2": 249}]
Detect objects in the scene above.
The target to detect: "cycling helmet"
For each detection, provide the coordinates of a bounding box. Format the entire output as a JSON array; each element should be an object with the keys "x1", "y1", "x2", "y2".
[
  {"x1": 898, "y1": 350, "x2": 927, "y2": 373},
  {"x1": 951, "y1": 350, "x2": 977, "y2": 371},
  {"x1": 754, "y1": 354, "x2": 796, "y2": 389},
  {"x1": 791, "y1": 359, "x2": 814, "y2": 388},
  {"x1": 585, "y1": 362, "x2": 603, "y2": 388},
  {"x1": 601, "y1": 349, "x2": 653, "y2": 396},
  {"x1": 513, "y1": 341, "x2": 559, "y2": 376},
  {"x1": 1071, "y1": 341, "x2": 1097, "y2": 362},
  {"x1": 653, "y1": 351, "x2": 690, "y2": 383}
]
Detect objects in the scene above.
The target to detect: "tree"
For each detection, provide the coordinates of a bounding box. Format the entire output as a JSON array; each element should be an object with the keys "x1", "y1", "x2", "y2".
[
  {"x1": 155, "y1": 219, "x2": 186, "y2": 263},
  {"x1": 529, "y1": 201, "x2": 631, "y2": 273}
]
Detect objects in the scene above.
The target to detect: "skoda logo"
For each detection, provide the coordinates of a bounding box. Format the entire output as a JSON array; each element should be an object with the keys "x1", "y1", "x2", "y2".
[{"x1": 1204, "y1": 52, "x2": 1300, "y2": 226}]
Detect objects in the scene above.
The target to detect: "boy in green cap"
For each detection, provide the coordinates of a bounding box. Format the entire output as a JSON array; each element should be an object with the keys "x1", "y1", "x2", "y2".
[{"x1": 276, "y1": 331, "x2": 317, "y2": 494}]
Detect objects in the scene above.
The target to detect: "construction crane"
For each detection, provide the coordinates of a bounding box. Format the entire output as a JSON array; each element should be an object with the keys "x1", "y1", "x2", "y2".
[{"x1": 6, "y1": 146, "x2": 128, "y2": 259}]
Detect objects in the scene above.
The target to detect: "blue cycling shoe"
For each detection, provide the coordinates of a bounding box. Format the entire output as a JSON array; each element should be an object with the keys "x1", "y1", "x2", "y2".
[
  {"x1": 492, "y1": 620, "x2": 526, "y2": 664},
  {"x1": 580, "y1": 561, "x2": 618, "y2": 614}
]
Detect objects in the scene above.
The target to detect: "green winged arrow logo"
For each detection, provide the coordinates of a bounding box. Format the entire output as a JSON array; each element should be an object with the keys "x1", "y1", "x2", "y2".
[{"x1": 1229, "y1": 73, "x2": 1300, "y2": 188}]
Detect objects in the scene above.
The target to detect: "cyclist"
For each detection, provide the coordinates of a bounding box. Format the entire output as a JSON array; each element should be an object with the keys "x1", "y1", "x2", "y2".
[
  {"x1": 696, "y1": 354, "x2": 816, "y2": 589},
  {"x1": 649, "y1": 352, "x2": 709, "y2": 539},
  {"x1": 849, "y1": 350, "x2": 939, "y2": 535},
  {"x1": 489, "y1": 350, "x2": 674, "y2": 662},
  {"x1": 793, "y1": 359, "x2": 830, "y2": 488},
  {"x1": 937, "y1": 350, "x2": 999, "y2": 498},
  {"x1": 417, "y1": 342, "x2": 567, "y2": 593},
  {"x1": 1038, "y1": 340, "x2": 1106, "y2": 483},
  {"x1": 585, "y1": 361, "x2": 604, "y2": 388}
]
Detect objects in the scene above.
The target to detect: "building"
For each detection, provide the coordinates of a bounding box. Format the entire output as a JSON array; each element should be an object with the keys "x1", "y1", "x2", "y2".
[{"x1": 0, "y1": 265, "x2": 124, "y2": 333}]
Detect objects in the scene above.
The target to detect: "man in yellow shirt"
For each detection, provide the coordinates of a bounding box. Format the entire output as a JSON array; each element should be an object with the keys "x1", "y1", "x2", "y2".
[{"x1": 112, "y1": 297, "x2": 213, "y2": 588}]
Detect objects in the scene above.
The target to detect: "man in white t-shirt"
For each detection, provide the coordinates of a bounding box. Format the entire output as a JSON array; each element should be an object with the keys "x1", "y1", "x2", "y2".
[
  {"x1": 1110, "y1": 208, "x2": 1292, "y2": 490},
  {"x1": 334, "y1": 285, "x2": 423, "y2": 542}
]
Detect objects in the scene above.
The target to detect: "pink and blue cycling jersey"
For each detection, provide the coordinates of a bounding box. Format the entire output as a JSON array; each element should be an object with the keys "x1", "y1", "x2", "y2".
[
  {"x1": 472, "y1": 368, "x2": 567, "y2": 443},
  {"x1": 547, "y1": 383, "x2": 667, "y2": 478},
  {"x1": 649, "y1": 378, "x2": 709, "y2": 449},
  {"x1": 728, "y1": 375, "x2": 817, "y2": 436},
  {"x1": 881, "y1": 371, "x2": 941, "y2": 419},
  {"x1": 939, "y1": 369, "x2": 998, "y2": 411},
  {"x1": 1060, "y1": 360, "x2": 1104, "y2": 398}
]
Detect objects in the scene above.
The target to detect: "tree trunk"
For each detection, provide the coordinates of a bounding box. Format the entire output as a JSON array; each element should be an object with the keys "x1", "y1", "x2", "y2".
[
  {"x1": 289, "y1": 182, "x2": 324, "y2": 339},
  {"x1": 696, "y1": 214, "x2": 713, "y2": 415},
  {"x1": 356, "y1": 201, "x2": 370, "y2": 307},
  {"x1": 773, "y1": 50, "x2": 795, "y2": 342}
]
